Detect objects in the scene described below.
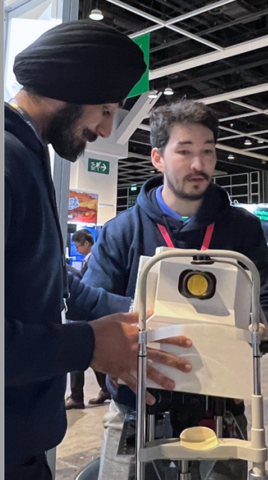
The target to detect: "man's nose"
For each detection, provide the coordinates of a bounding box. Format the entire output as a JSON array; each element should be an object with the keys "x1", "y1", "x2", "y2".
[
  {"x1": 96, "y1": 117, "x2": 114, "y2": 139},
  {"x1": 191, "y1": 155, "x2": 204, "y2": 170}
]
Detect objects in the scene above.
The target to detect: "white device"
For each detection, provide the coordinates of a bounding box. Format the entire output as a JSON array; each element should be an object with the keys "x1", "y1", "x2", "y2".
[
  {"x1": 134, "y1": 248, "x2": 268, "y2": 480},
  {"x1": 132, "y1": 246, "x2": 253, "y2": 400}
]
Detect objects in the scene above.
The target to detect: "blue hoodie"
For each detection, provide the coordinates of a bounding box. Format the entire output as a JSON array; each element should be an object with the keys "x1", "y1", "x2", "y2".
[{"x1": 83, "y1": 175, "x2": 268, "y2": 407}]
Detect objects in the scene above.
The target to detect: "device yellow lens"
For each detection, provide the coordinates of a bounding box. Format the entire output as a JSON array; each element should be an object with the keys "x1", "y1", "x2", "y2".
[{"x1": 187, "y1": 274, "x2": 209, "y2": 296}]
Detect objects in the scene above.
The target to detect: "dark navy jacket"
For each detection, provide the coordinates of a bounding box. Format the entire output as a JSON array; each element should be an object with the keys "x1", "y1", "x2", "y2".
[
  {"x1": 83, "y1": 175, "x2": 268, "y2": 407},
  {"x1": 5, "y1": 104, "x2": 130, "y2": 465}
]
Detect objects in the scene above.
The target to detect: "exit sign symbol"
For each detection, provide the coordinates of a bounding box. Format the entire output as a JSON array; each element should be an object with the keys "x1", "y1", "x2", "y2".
[{"x1": 88, "y1": 159, "x2": 110, "y2": 175}]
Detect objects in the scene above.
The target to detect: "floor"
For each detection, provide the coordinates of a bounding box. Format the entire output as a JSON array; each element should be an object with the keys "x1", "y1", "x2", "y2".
[
  {"x1": 56, "y1": 368, "x2": 110, "y2": 480},
  {"x1": 56, "y1": 356, "x2": 268, "y2": 480}
]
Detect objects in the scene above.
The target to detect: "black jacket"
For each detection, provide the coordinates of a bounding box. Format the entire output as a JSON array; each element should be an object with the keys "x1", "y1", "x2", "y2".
[
  {"x1": 5, "y1": 104, "x2": 130, "y2": 464},
  {"x1": 84, "y1": 175, "x2": 268, "y2": 407}
]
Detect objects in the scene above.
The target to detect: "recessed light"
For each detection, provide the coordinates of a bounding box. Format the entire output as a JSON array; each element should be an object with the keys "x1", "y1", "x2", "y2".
[
  {"x1": 244, "y1": 139, "x2": 252, "y2": 146},
  {"x1": 228, "y1": 154, "x2": 235, "y2": 160},
  {"x1": 258, "y1": 139, "x2": 265, "y2": 144}
]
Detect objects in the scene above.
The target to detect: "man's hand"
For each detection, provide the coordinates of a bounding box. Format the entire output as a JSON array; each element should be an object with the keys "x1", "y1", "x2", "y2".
[
  {"x1": 249, "y1": 322, "x2": 267, "y2": 339},
  {"x1": 90, "y1": 312, "x2": 192, "y2": 405}
]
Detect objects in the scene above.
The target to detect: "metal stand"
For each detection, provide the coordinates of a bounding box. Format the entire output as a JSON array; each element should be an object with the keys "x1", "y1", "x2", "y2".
[{"x1": 179, "y1": 460, "x2": 191, "y2": 480}]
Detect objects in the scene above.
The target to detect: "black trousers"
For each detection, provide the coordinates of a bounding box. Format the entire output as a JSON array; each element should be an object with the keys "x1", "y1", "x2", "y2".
[
  {"x1": 5, "y1": 453, "x2": 52, "y2": 480},
  {"x1": 70, "y1": 370, "x2": 108, "y2": 402}
]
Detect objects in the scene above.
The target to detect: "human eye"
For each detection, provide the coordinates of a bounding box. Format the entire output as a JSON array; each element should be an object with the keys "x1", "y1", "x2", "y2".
[
  {"x1": 177, "y1": 149, "x2": 190, "y2": 155},
  {"x1": 102, "y1": 106, "x2": 111, "y2": 117},
  {"x1": 204, "y1": 149, "x2": 214, "y2": 155}
]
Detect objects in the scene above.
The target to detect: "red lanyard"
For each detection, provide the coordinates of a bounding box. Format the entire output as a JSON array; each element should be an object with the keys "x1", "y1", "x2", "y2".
[{"x1": 157, "y1": 222, "x2": 215, "y2": 250}]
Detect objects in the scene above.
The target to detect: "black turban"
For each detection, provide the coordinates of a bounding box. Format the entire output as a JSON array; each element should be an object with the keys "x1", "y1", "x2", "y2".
[{"x1": 13, "y1": 20, "x2": 146, "y2": 105}]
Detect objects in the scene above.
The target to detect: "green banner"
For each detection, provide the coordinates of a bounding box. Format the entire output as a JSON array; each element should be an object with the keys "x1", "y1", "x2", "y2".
[
  {"x1": 128, "y1": 33, "x2": 150, "y2": 98},
  {"x1": 88, "y1": 159, "x2": 110, "y2": 175}
]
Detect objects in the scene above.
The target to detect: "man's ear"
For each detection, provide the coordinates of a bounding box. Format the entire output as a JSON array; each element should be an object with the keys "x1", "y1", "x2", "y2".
[{"x1": 151, "y1": 148, "x2": 164, "y2": 173}]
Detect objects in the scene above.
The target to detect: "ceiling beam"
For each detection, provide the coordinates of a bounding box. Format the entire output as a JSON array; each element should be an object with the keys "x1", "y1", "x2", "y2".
[
  {"x1": 129, "y1": 0, "x2": 235, "y2": 40},
  {"x1": 245, "y1": 145, "x2": 268, "y2": 151},
  {"x1": 115, "y1": 92, "x2": 161, "y2": 144},
  {"x1": 216, "y1": 143, "x2": 268, "y2": 162},
  {"x1": 150, "y1": 35, "x2": 268, "y2": 80},
  {"x1": 219, "y1": 128, "x2": 268, "y2": 142},
  {"x1": 201, "y1": 82, "x2": 268, "y2": 105},
  {"x1": 105, "y1": 0, "x2": 222, "y2": 50},
  {"x1": 219, "y1": 111, "x2": 267, "y2": 122},
  {"x1": 228, "y1": 100, "x2": 268, "y2": 115}
]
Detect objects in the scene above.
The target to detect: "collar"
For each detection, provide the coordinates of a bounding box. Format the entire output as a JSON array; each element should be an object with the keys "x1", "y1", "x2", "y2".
[
  {"x1": 8, "y1": 98, "x2": 43, "y2": 145},
  {"x1": 156, "y1": 186, "x2": 190, "y2": 223},
  {"x1": 84, "y1": 252, "x2": 92, "y2": 262}
]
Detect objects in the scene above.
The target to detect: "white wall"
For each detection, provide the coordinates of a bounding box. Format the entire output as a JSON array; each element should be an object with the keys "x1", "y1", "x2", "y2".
[
  {"x1": 69, "y1": 109, "x2": 130, "y2": 225},
  {"x1": 69, "y1": 153, "x2": 118, "y2": 225}
]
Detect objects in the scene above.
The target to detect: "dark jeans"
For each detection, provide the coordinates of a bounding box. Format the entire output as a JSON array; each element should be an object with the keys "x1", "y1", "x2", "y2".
[
  {"x1": 70, "y1": 370, "x2": 108, "y2": 402},
  {"x1": 5, "y1": 453, "x2": 52, "y2": 480}
]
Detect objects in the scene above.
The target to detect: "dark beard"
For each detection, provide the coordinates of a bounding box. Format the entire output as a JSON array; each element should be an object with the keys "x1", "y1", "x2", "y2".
[
  {"x1": 45, "y1": 104, "x2": 97, "y2": 162},
  {"x1": 167, "y1": 171, "x2": 211, "y2": 201}
]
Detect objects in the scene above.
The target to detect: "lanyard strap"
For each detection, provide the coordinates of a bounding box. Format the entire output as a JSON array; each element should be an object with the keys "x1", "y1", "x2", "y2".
[
  {"x1": 9, "y1": 99, "x2": 41, "y2": 140},
  {"x1": 200, "y1": 222, "x2": 215, "y2": 251},
  {"x1": 157, "y1": 222, "x2": 215, "y2": 250}
]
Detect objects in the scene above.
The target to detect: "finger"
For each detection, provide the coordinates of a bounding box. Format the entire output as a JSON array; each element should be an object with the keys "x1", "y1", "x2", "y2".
[
  {"x1": 147, "y1": 363, "x2": 175, "y2": 391},
  {"x1": 127, "y1": 309, "x2": 154, "y2": 326},
  {"x1": 147, "y1": 348, "x2": 192, "y2": 372},
  {"x1": 120, "y1": 311, "x2": 139, "y2": 324},
  {"x1": 158, "y1": 336, "x2": 192, "y2": 348},
  {"x1": 249, "y1": 323, "x2": 265, "y2": 332},
  {"x1": 120, "y1": 372, "x2": 156, "y2": 405}
]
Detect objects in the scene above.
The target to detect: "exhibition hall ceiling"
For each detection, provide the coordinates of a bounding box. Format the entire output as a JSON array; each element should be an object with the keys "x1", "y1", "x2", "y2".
[{"x1": 80, "y1": 0, "x2": 268, "y2": 187}]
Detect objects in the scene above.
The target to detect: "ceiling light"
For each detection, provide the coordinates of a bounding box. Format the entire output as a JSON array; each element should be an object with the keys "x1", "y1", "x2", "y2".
[
  {"x1": 89, "y1": 8, "x2": 103, "y2": 20},
  {"x1": 230, "y1": 123, "x2": 234, "y2": 128},
  {"x1": 244, "y1": 139, "x2": 252, "y2": 146},
  {"x1": 228, "y1": 154, "x2": 235, "y2": 160},
  {"x1": 258, "y1": 139, "x2": 265, "y2": 144},
  {"x1": 148, "y1": 90, "x2": 158, "y2": 99},
  {"x1": 164, "y1": 87, "x2": 174, "y2": 96}
]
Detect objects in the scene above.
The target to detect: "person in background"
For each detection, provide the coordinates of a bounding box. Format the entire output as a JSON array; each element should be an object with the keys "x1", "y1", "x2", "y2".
[
  {"x1": 5, "y1": 21, "x2": 193, "y2": 480},
  {"x1": 65, "y1": 229, "x2": 111, "y2": 408},
  {"x1": 83, "y1": 100, "x2": 268, "y2": 480}
]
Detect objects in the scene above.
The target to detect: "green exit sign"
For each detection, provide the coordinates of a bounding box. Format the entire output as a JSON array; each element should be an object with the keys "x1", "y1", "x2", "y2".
[{"x1": 88, "y1": 159, "x2": 110, "y2": 175}]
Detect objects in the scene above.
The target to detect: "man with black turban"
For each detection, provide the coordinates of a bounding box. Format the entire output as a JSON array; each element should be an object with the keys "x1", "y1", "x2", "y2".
[{"x1": 5, "y1": 19, "x2": 193, "y2": 480}]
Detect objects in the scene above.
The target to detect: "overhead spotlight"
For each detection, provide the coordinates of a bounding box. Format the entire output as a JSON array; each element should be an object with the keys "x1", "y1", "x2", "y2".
[
  {"x1": 244, "y1": 139, "x2": 252, "y2": 146},
  {"x1": 258, "y1": 139, "x2": 265, "y2": 144},
  {"x1": 89, "y1": 8, "x2": 103, "y2": 20},
  {"x1": 164, "y1": 87, "x2": 174, "y2": 96},
  {"x1": 230, "y1": 123, "x2": 234, "y2": 128},
  {"x1": 148, "y1": 90, "x2": 158, "y2": 99},
  {"x1": 228, "y1": 154, "x2": 235, "y2": 160}
]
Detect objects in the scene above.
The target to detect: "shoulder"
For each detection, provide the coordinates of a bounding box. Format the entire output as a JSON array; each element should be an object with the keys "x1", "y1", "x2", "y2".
[
  {"x1": 228, "y1": 205, "x2": 261, "y2": 225},
  {"x1": 101, "y1": 205, "x2": 140, "y2": 234}
]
